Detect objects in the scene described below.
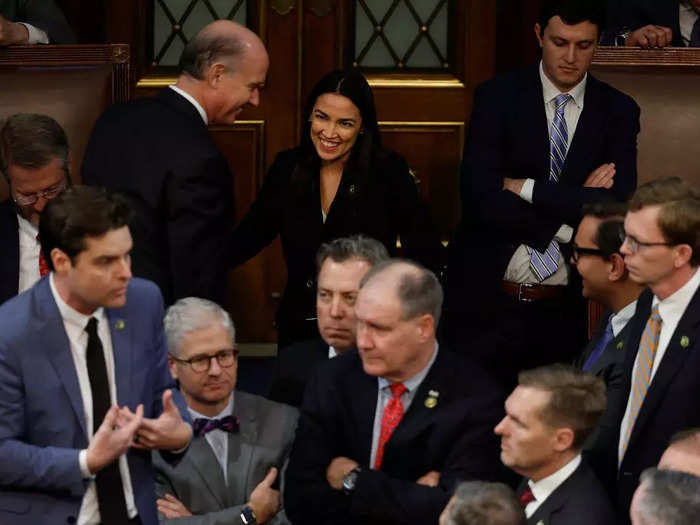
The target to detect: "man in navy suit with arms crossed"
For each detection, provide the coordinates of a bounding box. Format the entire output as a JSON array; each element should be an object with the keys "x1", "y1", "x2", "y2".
[{"x1": 0, "y1": 186, "x2": 192, "y2": 525}]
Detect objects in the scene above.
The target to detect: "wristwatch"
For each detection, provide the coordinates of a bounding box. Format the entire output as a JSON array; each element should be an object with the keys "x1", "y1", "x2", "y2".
[
  {"x1": 342, "y1": 466, "x2": 362, "y2": 495},
  {"x1": 240, "y1": 505, "x2": 257, "y2": 524}
]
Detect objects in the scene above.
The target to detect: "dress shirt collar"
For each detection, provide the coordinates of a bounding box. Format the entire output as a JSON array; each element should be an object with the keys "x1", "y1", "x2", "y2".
[
  {"x1": 169, "y1": 85, "x2": 208, "y2": 125},
  {"x1": 539, "y1": 60, "x2": 587, "y2": 110},
  {"x1": 652, "y1": 267, "x2": 700, "y2": 325},
  {"x1": 611, "y1": 299, "x2": 638, "y2": 337},
  {"x1": 377, "y1": 342, "x2": 439, "y2": 393},
  {"x1": 16, "y1": 212, "x2": 38, "y2": 238},
  {"x1": 188, "y1": 392, "x2": 235, "y2": 422},
  {"x1": 328, "y1": 346, "x2": 338, "y2": 359},
  {"x1": 528, "y1": 454, "x2": 581, "y2": 505},
  {"x1": 49, "y1": 272, "x2": 105, "y2": 331}
]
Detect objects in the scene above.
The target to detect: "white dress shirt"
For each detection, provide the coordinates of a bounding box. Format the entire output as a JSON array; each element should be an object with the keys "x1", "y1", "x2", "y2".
[
  {"x1": 328, "y1": 346, "x2": 338, "y2": 359},
  {"x1": 17, "y1": 214, "x2": 41, "y2": 294},
  {"x1": 611, "y1": 299, "x2": 638, "y2": 337},
  {"x1": 49, "y1": 274, "x2": 138, "y2": 524},
  {"x1": 169, "y1": 85, "x2": 208, "y2": 124},
  {"x1": 369, "y1": 344, "x2": 439, "y2": 467},
  {"x1": 188, "y1": 395, "x2": 235, "y2": 484},
  {"x1": 618, "y1": 267, "x2": 700, "y2": 463},
  {"x1": 679, "y1": 2, "x2": 699, "y2": 46},
  {"x1": 524, "y1": 454, "x2": 582, "y2": 518},
  {"x1": 17, "y1": 22, "x2": 49, "y2": 44},
  {"x1": 504, "y1": 61, "x2": 587, "y2": 285}
]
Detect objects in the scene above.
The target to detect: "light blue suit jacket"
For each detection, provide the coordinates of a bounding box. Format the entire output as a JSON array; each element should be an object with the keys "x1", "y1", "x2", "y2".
[{"x1": 0, "y1": 276, "x2": 189, "y2": 525}]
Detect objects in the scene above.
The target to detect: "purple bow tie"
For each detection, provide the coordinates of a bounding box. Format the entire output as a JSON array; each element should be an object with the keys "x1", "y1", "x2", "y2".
[{"x1": 192, "y1": 415, "x2": 240, "y2": 437}]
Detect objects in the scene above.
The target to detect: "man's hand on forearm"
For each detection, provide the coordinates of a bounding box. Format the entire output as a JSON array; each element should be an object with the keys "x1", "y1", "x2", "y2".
[
  {"x1": 326, "y1": 457, "x2": 359, "y2": 490},
  {"x1": 416, "y1": 471, "x2": 441, "y2": 487},
  {"x1": 503, "y1": 177, "x2": 526, "y2": 195},
  {"x1": 626, "y1": 25, "x2": 672, "y2": 48},
  {"x1": 584, "y1": 163, "x2": 615, "y2": 188},
  {"x1": 0, "y1": 15, "x2": 29, "y2": 46}
]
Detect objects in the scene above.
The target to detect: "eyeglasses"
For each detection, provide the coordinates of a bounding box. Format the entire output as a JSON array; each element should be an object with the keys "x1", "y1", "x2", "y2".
[
  {"x1": 170, "y1": 348, "x2": 239, "y2": 373},
  {"x1": 618, "y1": 230, "x2": 673, "y2": 254},
  {"x1": 571, "y1": 243, "x2": 606, "y2": 263},
  {"x1": 13, "y1": 179, "x2": 68, "y2": 206}
]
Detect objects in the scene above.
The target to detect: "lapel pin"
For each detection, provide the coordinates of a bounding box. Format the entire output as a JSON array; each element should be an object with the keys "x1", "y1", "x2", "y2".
[
  {"x1": 348, "y1": 184, "x2": 356, "y2": 195},
  {"x1": 536, "y1": 521, "x2": 545, "y2": 525},
  {"x1": 617, "y1": 341, "x2": 624, "y2": 350},
  {"x1": 680, "y1": 336, "x2": 690, "y2": 348},
  {"x1": 115, "y1": 319, "x2": 126, "y2": 330},
  {"x1": 425, "y1": 390, "x2": 439, "y2": 409}
]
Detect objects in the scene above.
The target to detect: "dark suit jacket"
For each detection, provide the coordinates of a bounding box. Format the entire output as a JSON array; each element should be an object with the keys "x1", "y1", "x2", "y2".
[
  {"x1": 0, "y1": 276, "x2": 190, "y2": 525},
  {"x1": 82, "y1": 88, "x2": 235, "y2": 305},
  {"x1": 154, "y1": 391, "x2": 298, "y2": 525},
  {"x1": 449, "y1": 65, "x2": 639, "y2": 316},
  {"x1": 517, "y1": 461, "x2": 617, "y2": 525},
  {"x1": 268, "y1": 338, "x2": 329, "y2": 407},
  {"x1": 229, "y1": 147, "x2": 441, "y2": 345},
  {"x1": 598, "y1": 284, "x2": 700, "y2": 515},
  {"x1": 284, "y1": 348, "x2": 509, "y2": 525},
  {"x1": 608, "y1": 0, "x2": 688, "y2": 47},
  {"x1": 0, "y1": 200, "x2": 19, "y2": 305},
  {"x1": 0, "y1": 0, "x2": 76, "y2": 43}
]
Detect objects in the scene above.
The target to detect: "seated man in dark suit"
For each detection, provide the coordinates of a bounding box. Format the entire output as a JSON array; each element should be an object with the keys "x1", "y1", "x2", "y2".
[
  {"x1": 607, "y1": 0, "x2": 699, "y2": 48},
  {"x1": 0, "y1": 113, "x2": 70, "y2": 304},
  {"x1": 285, "y1": 259, "x2": 508, "y2": 525},
  {"x1": 659, "y1": 428, "x2": 700, "y2": 476},
  {"x1": 154, "y1": 297, "x2": 298, "y2": 524},
  {"x1": 571, "y1": 202, "x2": 644, "y2": 386},
  {"x1": 439, "y1": 481, "x2": 525, "y2": 525},
  {"x1": 268, "y1": 235, "x2": 388, "y2": 406},
  {"x1": 0, "y1": 0, "x2": 75, "y2": 44},
  {"x1": 630, "y1": 468, "x2": 700, "y2": 525},
  {"x1": 495, "y1": 365, "x2": 617, "y2": 524}
]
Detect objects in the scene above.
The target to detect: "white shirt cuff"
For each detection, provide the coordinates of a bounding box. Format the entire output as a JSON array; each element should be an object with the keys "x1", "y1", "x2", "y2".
[
  {"x1": 555, "y1": 224, "x2": 574, "y2": 243},
  {"x1": 18, "y1": 22, "x2": 49, "y2": 44},
  {"x1": 519, "y1": 178, "x2": 535, "y2": 203},
  {"x1": 79, "y1": 449, "x2": 93, "y2": 478}
]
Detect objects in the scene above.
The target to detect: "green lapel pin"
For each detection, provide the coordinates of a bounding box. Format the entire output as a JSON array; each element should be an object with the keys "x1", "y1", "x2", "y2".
[
  {"x1": 424, "y1": 390, "x2": 439, "y2": 409},
  {"x1": 680, "y1": 335, "x2": 690, "y2": 348},
  {"x1": 115, "y1": 319, "x2": 126, "y2": 330},
  {"x1": 617, "y1": 341, "x2": 624, "y2": 350}
]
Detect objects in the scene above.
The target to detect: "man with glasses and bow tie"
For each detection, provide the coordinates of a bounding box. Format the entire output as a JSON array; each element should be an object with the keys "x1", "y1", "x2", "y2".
[
  {"x1": 591, "y1": 177, "x2": 700, "y2": 520},
  {"x1": 155, "y1": 297, "x2": 298, "y2": 524},
  {"x1": 445, "y1": 0, "x2": 640, "y2": 392},
  {"x1": 0, "y1": 113, "x2": 71, "y2": 304}
]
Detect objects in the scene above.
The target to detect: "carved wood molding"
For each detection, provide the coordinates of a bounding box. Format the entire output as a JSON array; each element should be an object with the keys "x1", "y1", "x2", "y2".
[
  {"x1": 309, "y1": 0, "x2": 335, "y2": 17},
  {"x1": 271, "y1": 0, "x2": 295, "y2": 16},
  {"x1": 593, "y1": 46, "x2": 700, "y2": 67}
]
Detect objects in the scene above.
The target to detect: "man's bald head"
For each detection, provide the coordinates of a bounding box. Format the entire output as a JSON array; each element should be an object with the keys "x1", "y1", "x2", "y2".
[
  {"x1": 179, "y1": 20, "x2": 267, "y2": 80},
  {"x1": 359, "y1": 259, "x2": 443, "y2": 326}
]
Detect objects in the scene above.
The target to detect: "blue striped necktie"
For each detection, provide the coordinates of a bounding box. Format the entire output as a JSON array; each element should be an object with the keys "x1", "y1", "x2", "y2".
[{"x1": 528, "y1": 93, "x2": 572, "y2": 281}]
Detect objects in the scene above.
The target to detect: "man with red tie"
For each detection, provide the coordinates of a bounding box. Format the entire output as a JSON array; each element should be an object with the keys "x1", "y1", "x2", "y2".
[
  {"x1": 285, "y1": 259, "x2": 508, "y2": 525},
  {"x1": 0, "y1": 113, "x2": 70, "y2": 304},
  {"x1": 495, "y1": 365, "x2": 616, "y2": 524}
]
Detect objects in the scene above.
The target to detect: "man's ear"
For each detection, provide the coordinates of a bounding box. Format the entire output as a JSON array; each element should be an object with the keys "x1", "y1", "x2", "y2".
[
  {"x1": 553, "y1": 427, "x2": 575, "y2": 452},
  {"x1": 673, "y1": 244, "x2": 693, "y2": 269},
  {"x1": 205, "y1": 63, "x2": 226, "y2": 88},
  {"x1": 416, "y1": 314, "x2": 435, "y2": 342},
  {"x1": 609, "y1": 253, "x2": 626, "y2": 282},
  {"x1": 168, "y1": 354, "x2": 178, "y2": 380},
  {"x1": 534, "y1": 23, "x2": 544, "y2": 47},
  {"x1": 51, "y1": 247, "x2": 72, "y2": 275}
]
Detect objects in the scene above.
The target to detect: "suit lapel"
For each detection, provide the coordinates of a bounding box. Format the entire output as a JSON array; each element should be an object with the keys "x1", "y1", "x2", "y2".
[
  {"x1": 38, "y1": 278, "x2": 88, "y2": 437},
  {"x1": 348, "y1": 363, "x2": 379, "y2": 466},
  {"x1": 627, "y1": 289, "x2": 700, "y2": 450},
  {"x1": 562, "y1": 76, "x2": 605, "y2": 183},
  {"x1": 234, "y1": 392, "x2": 258, "y2": 505},
  {"x1": 187, "y1": 437, "x2": 228, "y2": 508},
  {"x1": 106, "y1": 308, "x2": 133, "y2": 407},
  {"x1": 517, "y1": 67, "x2": 550, "y2": 183}
]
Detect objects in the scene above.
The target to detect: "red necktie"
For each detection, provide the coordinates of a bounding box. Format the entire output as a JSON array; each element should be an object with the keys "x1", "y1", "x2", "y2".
[
  {"x1": 37, "y1": 234, "x2": 49, "y2": 277},
  {"x1": 520, "y1": 486, "x2": 536, "y2": 508},
  {"x1": 373, "y1": 382, "x2": 407, "y2": 470}
]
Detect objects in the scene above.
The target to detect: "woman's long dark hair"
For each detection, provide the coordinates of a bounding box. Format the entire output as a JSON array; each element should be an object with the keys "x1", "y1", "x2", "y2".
[{"x1": 295, "y1": 69, "x2": 385, "y2": 188}]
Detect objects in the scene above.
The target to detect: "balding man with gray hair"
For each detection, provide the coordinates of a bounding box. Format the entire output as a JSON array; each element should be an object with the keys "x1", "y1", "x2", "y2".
[
  {"x1": 630, "y1": 468, "x2": 700, "y2": 525},
  {"x1": 439, "y1": 481, "x2": 526, "y2": 525},
  {"x1": 154, "y1": 297, "x2": 298, "y2": 524},
  {"x1": 285, "y1": 259, "x2": 507, "y2": 525},
  {"x1": 83, "y1": 20, "x2": 269, "y2": 305}
]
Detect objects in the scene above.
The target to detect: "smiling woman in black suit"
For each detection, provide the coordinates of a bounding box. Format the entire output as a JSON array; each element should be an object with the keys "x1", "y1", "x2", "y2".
[{"x1": 229, "y1": 69, "x2": 440, "y2": 346}]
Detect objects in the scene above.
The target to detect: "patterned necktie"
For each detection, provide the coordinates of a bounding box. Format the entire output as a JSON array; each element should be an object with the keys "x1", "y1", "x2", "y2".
[
  {"x1": 527, "y1": 93, "x2": 572, "y2": 281},
  {"x1": 373, "y1": 382, "x2": 407, "y2": 470},
  {"x1": 620, "y1": 306, "x2": 662, "y2": 461},
  {"x1": 193, "y1": 415, "x2": 240, "y2": 437},
  {"x1": 85, "y1": 317, "x2": 129, "y2": 525},
  {"x1": 520, "y1": 486, "x2": 536, "y2": 508},
  {"x1": 691, "y1": 16, "x2": 700, "y2": 47},
  {"x1": 583, "y1": 316, "x2": 614, "y2": 372},
  {"x1": 37, "y1": 234, "x2": 49, "y2": 277}
]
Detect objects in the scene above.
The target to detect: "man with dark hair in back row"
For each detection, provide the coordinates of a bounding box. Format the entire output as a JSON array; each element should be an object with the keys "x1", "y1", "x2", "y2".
[
  {"x1": 83, "y1": 20, "x2": 269, "y2": 305},
  {"x1": 0, "y1": 186, "x2": 192, "y2": 525},
  {"x1": 447, "y1": 0, "x2": 640, "y2": 391},
  {"x1": 0, "y1": 113, "x2": 71, "y2": 304}
]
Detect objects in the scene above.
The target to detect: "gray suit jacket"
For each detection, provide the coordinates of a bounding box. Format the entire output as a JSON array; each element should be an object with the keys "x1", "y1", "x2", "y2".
[{"x1": 153, "y1": 391, "x2": 299, "y2": 525}]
